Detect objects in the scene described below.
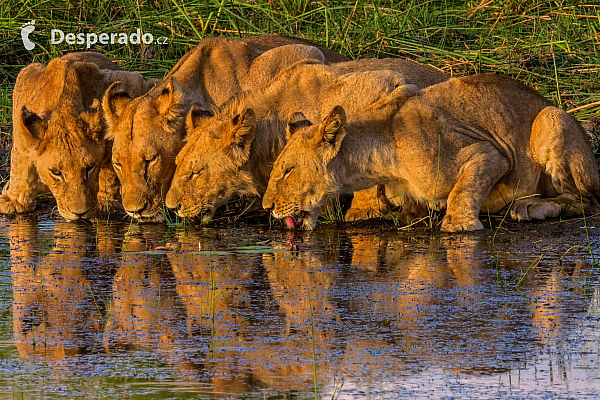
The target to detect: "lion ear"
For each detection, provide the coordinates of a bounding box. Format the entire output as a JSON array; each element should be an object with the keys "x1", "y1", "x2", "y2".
[
  {"x1": 80, "y1": 98, "x2": 104, "y2": 143},
  {"x1": 155, "y1": 77, "x2": 185, "y2": 126},
  {"x1": 20, "y1": 106, "x2": 48, "y2": 143},
  {"x1": 369, "y1": 83, "x2": 420, "y2": 110},
  {"x1": 227, "y1": 108, "x2": 255, "y2": 164},
  {"x1": 286, "y1": 112, "x2": 312, "y2": 141},
  {"x1": 103, "y1": 81, "x2": 132, "y2": 136},
  {"x1": 185, "y1": 104, "x2": 214, "y2": 132},
  {"x1": 313, "y1": 105, "x2": 347, "y2": 161}
]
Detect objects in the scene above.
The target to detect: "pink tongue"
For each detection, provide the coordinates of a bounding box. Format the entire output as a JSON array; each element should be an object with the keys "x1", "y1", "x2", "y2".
[{"x1": 284, "y1": 216, "x2": 296, "y2": 229}]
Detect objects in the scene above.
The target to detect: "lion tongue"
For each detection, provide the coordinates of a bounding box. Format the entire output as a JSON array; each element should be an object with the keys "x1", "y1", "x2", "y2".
[{"x1": 284, "y1": 216, "x2": 296, "y2": 229}]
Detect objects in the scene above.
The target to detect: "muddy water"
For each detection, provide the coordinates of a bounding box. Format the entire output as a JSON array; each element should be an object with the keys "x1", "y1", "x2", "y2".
[{"x1": 0, "y1": 215, "x2": 599, "y2": 398}]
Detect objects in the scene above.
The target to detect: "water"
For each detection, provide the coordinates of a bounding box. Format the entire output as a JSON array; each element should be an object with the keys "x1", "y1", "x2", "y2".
[{"x1": 0, "y1": 215, "x2": 599, "y2": 398}]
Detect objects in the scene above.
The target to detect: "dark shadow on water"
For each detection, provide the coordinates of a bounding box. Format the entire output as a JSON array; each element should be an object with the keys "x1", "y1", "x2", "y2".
[{"x1": 0, "y1": 215, "x2": 599, "y2": 398}]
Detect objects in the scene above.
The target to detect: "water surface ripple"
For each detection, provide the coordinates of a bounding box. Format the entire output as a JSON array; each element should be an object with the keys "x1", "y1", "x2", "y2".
[{"x1": 0, "y1": 215, "x2": 599, "y2": 398}]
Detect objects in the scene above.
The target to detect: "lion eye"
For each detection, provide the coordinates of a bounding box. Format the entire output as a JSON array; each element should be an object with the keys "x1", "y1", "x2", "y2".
[
  {"x1": 147, "y1": 154, "x2": 159, "y2": 163},
  {"x1": 50, "y1": 168, "x2": 63, "y2": 180},
  {"x1": 283, "y1": 167, "x2": 294, "y2": 180},
  {"x1": 113, "y1": 162, "x2": 122, "y2": 172},
  {"x1": 189, "y1": 167, "x2": 204, "y2": 180},
  {"x1": 85, "y1": 164, "x2": 96, "y2": 178}
]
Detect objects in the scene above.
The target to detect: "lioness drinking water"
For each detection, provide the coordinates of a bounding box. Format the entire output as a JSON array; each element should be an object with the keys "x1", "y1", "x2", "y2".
[{"x1": 263, "y1": 74, "x2": 600, "y2": 231}]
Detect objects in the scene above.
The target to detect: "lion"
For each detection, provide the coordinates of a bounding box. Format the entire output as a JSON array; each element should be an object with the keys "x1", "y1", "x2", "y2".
[
  {"x1": 103, "y1": 226, "x2": 204, "y2": 375},
  {"x1": 102, "y1": 35, "x2": 335, "y2": 222},
  {"x1": 0, "y1": 52, "x2": 156, "y2": 221},
  {"x1": 164, "y1": 58, "x2": 447, "y2": 221},
  {"x1": 9, "y1": 218, "x2": 110, "y2": 360},
  {"x1": 262, "y1": 73, "x2": 600, "y2": 232}
]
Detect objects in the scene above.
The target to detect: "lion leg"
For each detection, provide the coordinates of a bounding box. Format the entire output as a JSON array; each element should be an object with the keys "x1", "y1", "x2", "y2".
[
  {"x1": 530, "y1": 106, "x2": 600, "y2": 215},
  {"x1": 0, "y1": 151, "x2": 44, "y2": 215},
  {"x1": 97, "y1": 165, "x2": 122, "y2": 214},
  {"x1": 441, "y1": 144, "x2": 510, "y2": 232},
  {"x1": 97, "y1": 143, "x2": 122, "y2": 214},
  {"x1": 345, "y1": 186, "x2": 389, "y2": 221}
]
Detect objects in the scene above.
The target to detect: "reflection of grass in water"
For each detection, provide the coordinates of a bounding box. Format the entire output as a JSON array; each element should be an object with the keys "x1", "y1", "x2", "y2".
[
  {"x1": 307, "y1": 291, "x2": 319, "y2": 400},
  {"x1": 85, "y1": 280, "x2": 109, "y2": 355},
  {"x1": 36, "y1": 270, "x2": 47, "y2": 358},
  {"x1": 579, "y1": 190, "x2": 597, "y2": 266},
  {"x1": 37, "y1": 237, "x2": 55, "y2": 255},
  {"x1": 0, "y1": 239, "x2": 14, "y2": 342},
  {"x1": 559, "y1": 193, "x2": 599, "y2": 268},
  {"x1": 202, "y1": 249, "x2": 228, "y2": 358},
  {"x1": 208, "y1": 258, "x2": 217, "y2": 359}
]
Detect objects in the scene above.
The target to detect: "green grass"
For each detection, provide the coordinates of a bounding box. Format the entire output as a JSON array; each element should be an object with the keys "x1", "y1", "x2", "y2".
[
  {"x1": 0, "y1": 1, "x2": 599, "y2": 228},
  {"x1": 0, "y1": 1, "x2": 599, "y2": 127}
]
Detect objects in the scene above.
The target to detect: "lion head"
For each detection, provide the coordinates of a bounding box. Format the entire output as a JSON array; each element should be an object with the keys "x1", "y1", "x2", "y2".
[
  {"x1": 261, "y1": 76, "x2": 421, "y2": 230},
  {"x1": 262, "y1": 106, "x2": 348, "y2": 230},
  {"x1": 165, "y1": 104, "x2": 260, "y2": 221},
  {"x1": 20, "y1": 99, "x2": 105, "y2": 221},
  {"x1": 103, "y1": 77, "x2": 186, "y2": 222}
]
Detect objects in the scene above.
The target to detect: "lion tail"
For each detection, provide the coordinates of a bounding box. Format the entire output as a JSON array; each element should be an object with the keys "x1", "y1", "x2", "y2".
[{"x1": 531, "y1": 106, "x2": 600, "y2": 201}]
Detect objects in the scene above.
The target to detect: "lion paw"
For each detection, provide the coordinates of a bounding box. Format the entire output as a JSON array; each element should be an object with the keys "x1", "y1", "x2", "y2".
[
  {"x1": 441, "y1": 215, "x2": 484, "y2": 232},
  {"x1": 97, "y1": 198, "x2": 124, "y2": 215},
  {"x1": 510, "y1": 200, "x2": 561, "y2": 221},
  {"x1": 345, "y1": 207, "x2": 380, "y2": 222},
  {"x1": 0, "y1": 194, "x2": 33, "y2": 215}
]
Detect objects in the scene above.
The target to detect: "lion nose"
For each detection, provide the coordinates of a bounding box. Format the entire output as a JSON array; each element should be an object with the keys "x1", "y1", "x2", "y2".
[
  {"x1": 164, "y1": 195, "x2": 179, "y2": 212},
  {"x1": 70, "y1": 208, "x2": 91, "y2": 220},
  {"x1": 167, "y1": 202, "x2": 181, "y2": 212},
  {"x1": 125, "y1": 200, "x2": 147, "y2": 215}
]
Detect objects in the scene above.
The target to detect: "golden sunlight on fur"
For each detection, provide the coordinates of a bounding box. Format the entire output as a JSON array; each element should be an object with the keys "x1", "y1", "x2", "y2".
[
  {"x1": 103, "y1": 36, "x2": 332, "y2": 222},
  {"x1": 165, "y1": 58, "x2": 447, "y2": 221},
  {"x1": 263, "y1": 74, "x2": 600, "y2": 231},
  {"x1": 1, "y1": 52, "x2": 155, "y2": 220}
]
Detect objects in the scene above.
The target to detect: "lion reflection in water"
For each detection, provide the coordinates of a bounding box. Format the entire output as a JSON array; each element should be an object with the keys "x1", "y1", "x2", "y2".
[
  {"x1": 9, "y1": 218, "x2": 115, "y2": 360},
  {"x1": 7, "y1": 220, "x2": 590, "y2": 392}
]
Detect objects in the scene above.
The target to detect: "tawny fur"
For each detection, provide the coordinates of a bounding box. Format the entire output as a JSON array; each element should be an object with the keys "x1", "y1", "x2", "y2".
[
  {"x1": 103, "y1": 36, "x2": 332, "y2": 222},
  {"x1": 165, "y1": 58, "x2": 448, "y2": 221},
  {"x1": 1, "y1": 52, "x2": 155, "y2": 220},
  {"x1": 263, "y1": 73, "x2": 600, "y2": 232}
]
